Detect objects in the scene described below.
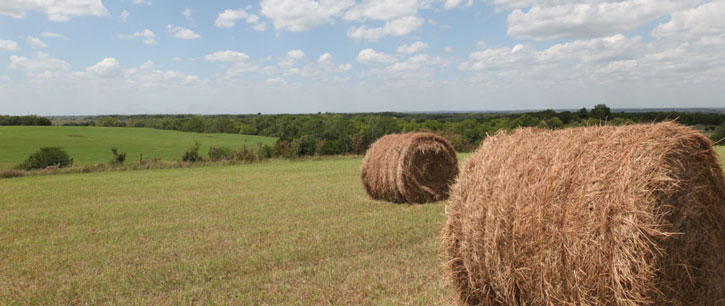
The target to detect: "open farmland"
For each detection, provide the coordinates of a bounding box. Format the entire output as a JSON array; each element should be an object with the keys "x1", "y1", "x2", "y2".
[
  {"x1": 1, "y1": 147, "x2": 723, "y2": 304},
  {"x1": 0, "y1": 126, "x2": 276, "y2": 169},
  {"x1": 0, "y1": 157, "x2": 449, "y2": 304}
]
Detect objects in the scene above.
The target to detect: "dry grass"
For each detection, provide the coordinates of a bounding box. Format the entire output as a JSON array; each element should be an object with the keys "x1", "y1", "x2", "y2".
[
  {"x1": 361, "y1": 132, "x2": 458, "y2": 204},
  {"x1": 442, "y1": 122, "x2": 725, "y2": 305},
  {"x1": 0, "y1": 157, "x2": 450, "y2": 304}
]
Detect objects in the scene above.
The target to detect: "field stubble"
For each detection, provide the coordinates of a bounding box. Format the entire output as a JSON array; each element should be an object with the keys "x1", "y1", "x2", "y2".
[{"x1": 0, "y1": 157, "x2": 449, "y2": 304}]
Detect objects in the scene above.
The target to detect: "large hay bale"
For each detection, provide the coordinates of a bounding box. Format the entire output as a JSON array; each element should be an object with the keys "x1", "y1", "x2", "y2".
[
  {"x1": 442, "y1": 122, "x2": 725, "y2": 305},
  {"x1": 361, "y1": 132, "x2": 459, "y2": 203}
]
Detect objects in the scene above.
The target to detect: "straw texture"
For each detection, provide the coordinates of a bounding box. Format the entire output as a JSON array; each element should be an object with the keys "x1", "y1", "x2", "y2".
[{"x1": 442, "y1": 122, "x2": 725, "y2": 305}]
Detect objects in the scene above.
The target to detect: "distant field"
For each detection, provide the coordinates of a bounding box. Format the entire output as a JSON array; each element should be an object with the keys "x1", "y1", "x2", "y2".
[
  {"x1": 0, "y1": 126, "x2": 276, "y2": 168},
  {"x1": 0, "y1": 157, "x2": 448, "y2": 304}
]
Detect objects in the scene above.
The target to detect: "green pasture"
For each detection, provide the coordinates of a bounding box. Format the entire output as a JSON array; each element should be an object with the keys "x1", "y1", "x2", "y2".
[{"x1": 0, "y1": 126, "x2": 276, "y2": 168}]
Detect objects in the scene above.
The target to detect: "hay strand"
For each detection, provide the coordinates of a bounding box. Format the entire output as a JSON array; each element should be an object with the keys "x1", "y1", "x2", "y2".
[
  {"x1": 442, "y1": 122, "x2": 725, "y2": 305},
  {"x1": 361, "y1": 132, "x2": 459, "y2": 203}
]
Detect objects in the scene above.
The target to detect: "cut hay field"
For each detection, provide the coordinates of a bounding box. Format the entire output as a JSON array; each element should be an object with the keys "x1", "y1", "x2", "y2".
[
  {"x1": 1, "y1": 147, "x2": 723, "y2": 304},
  {"x1": 0, "y1": 126, "x2": 276, "y2": 169},
  {"x1": 0, "y1": 157, "x2": 448, "y2": 304}
]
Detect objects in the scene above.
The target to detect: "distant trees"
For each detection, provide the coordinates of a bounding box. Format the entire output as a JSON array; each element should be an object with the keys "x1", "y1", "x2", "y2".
[
  {"x1": 590, "y1": 104, "x2": 612, "y2": 120},
  {"x1": 0, "y1": 115, "x2": 51, "y2": 126},
  {"x1": 712, "y1": 124, "x2": 725, "y2": 144},
  {"x1": 96, "y1": 116, "x2": 124, "y2": 127}
]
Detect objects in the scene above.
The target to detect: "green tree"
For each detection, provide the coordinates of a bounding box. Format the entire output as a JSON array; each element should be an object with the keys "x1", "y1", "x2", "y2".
[
  {"x1": 590, "y1": 104, "x2": 611, "y2": 120},
  {"x1": 96, "y1": 116, "x2": 119, "y2": 127}
]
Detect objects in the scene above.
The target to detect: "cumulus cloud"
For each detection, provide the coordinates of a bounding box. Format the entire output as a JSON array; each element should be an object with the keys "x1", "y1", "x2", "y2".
[
  {"x1": 85, "y1": 58, "x2": 122, "y2": 78},
  {"x1": 260, "y1": 0, "x2": 354, "y2": 31},
  {"x1": 205, "y1": 50, "x2": 258, "y2": 78},
  {"x1": 205, "y1": 50, "x2": 251, "y2": 62},
  {"x1": 0, "y1": 0, "x2": 108, "y2": 21},
  {"x1": 505, "y1": 0, "x2": 700, "y2": 41},
  {"x1": 396, "y1": 41, "x2": 429, "y2": 54},
  {"x1": 357, "y1": 48, "x2": 396, "y2": 64},
  {"x1": 214, "y1": 8, "x2": 266, "y2": 31},
  {"x1": 318, "y1": 52, "x2": 353, "y2": 72},
  {"x1": 9, "y1": 52, "x2": 71, "y2": 79},
  {"x1": 0, "y1": 39, "x2": 19, "y2": 52},
  {"x1": 651, "y1": 1, "x2": 725, "y2": 40},
  {"x1": 120, "y1": 29, "x2": 156, "y2": 44},
  {"x1": 343, "y1": 0, "x2": 420, "y2": 21},
  {"x1": 27, "y1": 36, "x2": 48, "y2": 48},
  {"x1": 347, "y1": 15, "x2": 424, "y2": 41},
  {"x1": 287, "y1": 49, "x2": 306, "y2": 60},
  {"x1": 167, "y1": 25, "x2": 201, "y2": 39},
  {"x1": 443, "y1": 0, "x2": 473, "y2": 10},
  {"x1": 119, "y1": 9, "x2": 129, "y2": 23}
]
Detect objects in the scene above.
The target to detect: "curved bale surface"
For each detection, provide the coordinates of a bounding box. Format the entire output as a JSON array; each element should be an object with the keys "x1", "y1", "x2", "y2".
[
  {"x1": 361, "y1": 132, "x2": 459, "y2": 204},
  {"x1": 442, "y1": 122, "x2": 725, "y2": 305}
]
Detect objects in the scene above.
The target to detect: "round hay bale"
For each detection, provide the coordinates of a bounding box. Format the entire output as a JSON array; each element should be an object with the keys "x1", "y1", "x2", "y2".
[
  {"x1": 361, "y1": 132, "x2": 459, "y2": 204},
  {"x1": 442, "y1": 122, "x2": 725, "y2": 305}
]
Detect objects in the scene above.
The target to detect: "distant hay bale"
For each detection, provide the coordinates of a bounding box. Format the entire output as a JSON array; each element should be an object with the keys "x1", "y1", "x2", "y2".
[
  {"x1": 361, "y1": 132, "x2": 459, "y2": 204},
  {"x1": 442, "y1": 122, "x2": 725, "y2": 305}
]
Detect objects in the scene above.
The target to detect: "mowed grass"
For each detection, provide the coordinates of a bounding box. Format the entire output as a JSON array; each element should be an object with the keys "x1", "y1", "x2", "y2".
[
  {"x1": 0, "y1": 126, "x2": 276, "y2": 168},
  {"x1": 0, "y1": 157, "x2": 449, "y2": 304}
]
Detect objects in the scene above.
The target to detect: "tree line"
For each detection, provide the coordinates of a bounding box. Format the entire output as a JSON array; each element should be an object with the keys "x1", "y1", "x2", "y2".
[
  {"x1": 59, "y1": 105, "x2": 722, "y2": 156},
  {"x1": 0, "y1": 115, "x2": 51, "y2": 126}
]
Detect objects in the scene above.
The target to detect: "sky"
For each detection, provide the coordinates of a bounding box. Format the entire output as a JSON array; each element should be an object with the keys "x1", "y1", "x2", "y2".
[{"x1": 0, "y1": 0, "x2": 723, "y2": 115}]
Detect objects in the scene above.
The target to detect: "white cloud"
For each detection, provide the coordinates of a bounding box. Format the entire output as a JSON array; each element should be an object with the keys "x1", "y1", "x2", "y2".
[
  {"x1": 167, "y1": 25, "x2": 201, "y2": 40},
  {"x1": 85, "y1": 58, "x2": 122, "y2": 78},
  {"x1": 205, "y1": 50, "x2": 258, "y2": 78},
  {"x1": 287, "y1": 49, "x2": 306, "y2": 60},
  {"x1": 133, "y1": 0, "x2": 151, "y2": 5},
  {"x1": 343, "y1": 0, "x2": 420, "y2": 21},
  {"x1": 27, "y1": 36, "x2": 48, "y2": 48},
  {"x1": 0, "y1": 39, "x2": 19, "y2": 52},
  {"x1": 396, "y1": 41, "x2": 429, "y2": 54},
  {"x1": 119, "y1": 9, "x2": 129, "y2": 23},
  {"x1": 0, "y1": 0, "x2": 108, "y2": 21},
  {"x1": 318, "y1": 52, "x2": 353, "y2": 72},
  {"x1": 9, "y1": 52, "x2": 71, "y2": 78},
  {"x1": 443, "y1": 0, "x2": 473, "y2": 10},
  {"x1": 205, "y1": 50, "x2": 251, "y2": 62},
  {"x1": 505, "y1": 0, "x2": 700, "y2": 41},
  {"x1": 651, "y1": 1, "x2": 725, "y2": 40},
  {"x1": 40, "y1": 32, "x2": 66, "y2": 39},
  {"x1": 347, "y1": 15, "x2": 423, "y2": 41},
  {"x1": 357, "y1": 48, "x2": 396, "y2": 64},
  {"x1": 443, "y1": 46, "x2": 453, "y2": 52},
  {"x1": 121, "y1": 29, "x2": 156, "y2": 44},
  {"x1": 182, "y1": 8, "x2": 191, "y2": 20},
  {"x1": 260, "y1": 0, "x2": 354, "y2": 31},
  {"x1": 214, "y1": 8, "x2": 267, "y2": 31}
]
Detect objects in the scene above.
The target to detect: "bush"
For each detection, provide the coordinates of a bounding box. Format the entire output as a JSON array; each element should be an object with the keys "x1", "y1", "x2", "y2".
[
  {"x1": 16, "y1": 147, "x2": 73, "y2": 170},
  {"x1": 208, "y1": 146, "x2": 234, "y2": 161},
  {"x1": 231, "y1": 145, "x2": 256, "y2": 162},
  {"x1": 711, "y1": 124, "x2": 725, "y2": 144},
  {"x1": 110, "y1": 146, "x2": 127, "y2": 166},
  {"x1": 182, "y1": 142, "x2": 203, "y2": 162},
  {"x1": 0, "y1": 169, "x2": 25, "y2": 178}
]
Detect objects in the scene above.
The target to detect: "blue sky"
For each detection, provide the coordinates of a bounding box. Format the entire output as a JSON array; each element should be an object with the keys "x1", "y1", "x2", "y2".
[{"x1": 0, "y1": 0, "x2": 723, "y2": 115}]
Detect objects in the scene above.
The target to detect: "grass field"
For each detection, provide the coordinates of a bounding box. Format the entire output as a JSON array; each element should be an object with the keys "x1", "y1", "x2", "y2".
[
  {"x1": 1, "y1": 143, "x2": 723, "y2": 304},
  {"x1": 0, "y1": 157, "x2": 449, "y2": 304},
  {"x1": 0, "y1": 126, "x2": 276, "y2": 169}
]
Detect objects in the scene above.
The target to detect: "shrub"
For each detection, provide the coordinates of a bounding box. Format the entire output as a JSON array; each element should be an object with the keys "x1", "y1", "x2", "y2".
[
  {"x1": 16, "y1": 147, "x2": 73, "y2": 170},
  {"x1": 231, "y1": 145, "x2": 256, "y2": 163},
  {"x1": 0, "y1": 169, "x2": 24, "y2": 178},
  {"x1": 711, "y1": 124, "x2": 725, "y2": 144},
  {"x1": 182, "y1": 142, "x2": 203, "y2": 162},
  {"x1": 208, "y1": 146, "x2": 234, "y2": 161},
  {"x1": 110, "y1": 146, "x2": 127, "y2": 166}
]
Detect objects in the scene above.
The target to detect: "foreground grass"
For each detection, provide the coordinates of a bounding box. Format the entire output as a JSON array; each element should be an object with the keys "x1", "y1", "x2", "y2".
[
  {"x1": 0, "y1": 157, "x2": 449, "y2": 304},
  {"x1": 0, "y1": 126, "x2": 276, "y2": 168},
  {"x1": 718, "y1": 146, "x2": 725, "y2": 165}
]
